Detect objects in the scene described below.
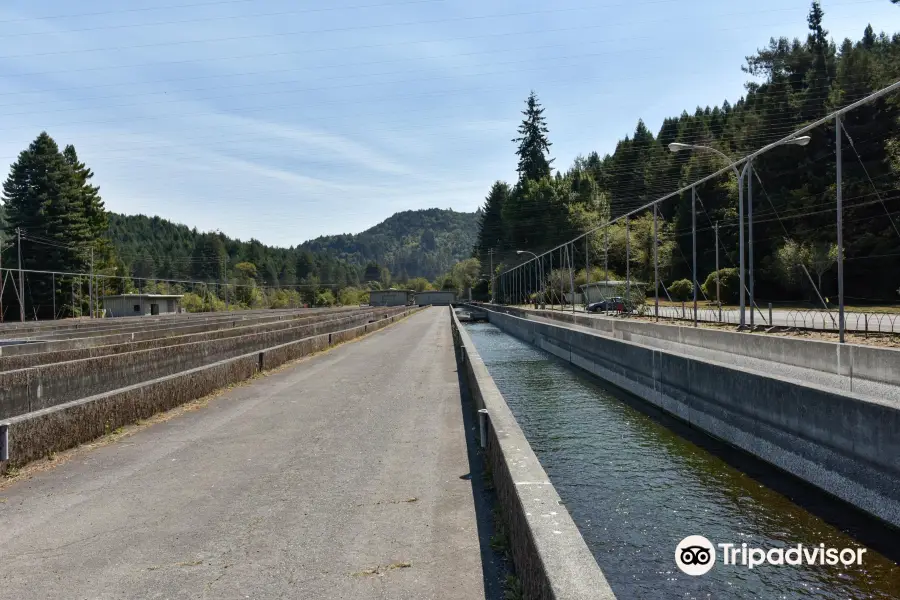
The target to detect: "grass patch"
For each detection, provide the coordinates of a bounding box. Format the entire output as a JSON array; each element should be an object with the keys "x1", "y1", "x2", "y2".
[{"x1": 503, "y1": 574, "x2": 524, "y2": 600}]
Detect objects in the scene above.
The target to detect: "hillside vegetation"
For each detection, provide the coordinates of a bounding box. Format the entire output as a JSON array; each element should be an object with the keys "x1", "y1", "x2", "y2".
[
  {"x1": 474, "y1": 4, "x2": 900, "y2": 306},
  {"x1": 301, "y1": 208, "x2": 480, "y2": 281}
]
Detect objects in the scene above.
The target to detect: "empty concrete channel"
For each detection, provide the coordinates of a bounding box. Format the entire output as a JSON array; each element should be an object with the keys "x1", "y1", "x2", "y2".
[{"x1": 0, "y1": 306, "x2": 418, "y2": 469}]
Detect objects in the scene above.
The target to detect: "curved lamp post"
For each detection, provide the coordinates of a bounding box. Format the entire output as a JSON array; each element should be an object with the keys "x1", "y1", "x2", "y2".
[{"x1": 668, "y1": 137, "x2": 809, "y2": 327}]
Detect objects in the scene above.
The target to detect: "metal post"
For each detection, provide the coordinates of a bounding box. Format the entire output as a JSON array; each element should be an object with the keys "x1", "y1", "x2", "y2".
[
  {"x1": 17, "y1": 228, "x2": 24, "y2": 323},
  {"x1": 549, "y1": 251, "x2": 554, "y2": 310},
  {"x1": 605, "y1": 224, "x2": 609, "y2": 312},
  {"x1": 89, "y1": 247, "x2": 94, "y2": 319},
  {"x1": 585, "y1": 236, "x2": 590, "y2": 311},
  {"x1": 567, "y1": 243, "x2": 576, "y2": 313},
  {"x1": 0, "y1": 230, "x2": 3, "y2": 322},
  {"x1": 52, "y1": 272, "x2": 56, "y2": 319},
  {"x1": 748, "y1": 158, "x2": 755, "y2": 327},
  {"x1": 715, "y1": 221, "x2": 721, "y2": 323},
  {"x1": 489, "y1": 249, "x2": 494, "y2": 303},
  {"x1": 836, "y1": 114, "x2": 845, "y2": 343},
  {"x1": 625, "y1": 216, "x2": 631, "y2": 306},
  {"x1": 692, "y1": 186, "x2": 698, "y2": 327},
  {"x1": 653, "y1": 204, "x2": 659, "y2": 321},
  {"x1": 738, "y1": 166, "x2": 746, "y2": 328}
]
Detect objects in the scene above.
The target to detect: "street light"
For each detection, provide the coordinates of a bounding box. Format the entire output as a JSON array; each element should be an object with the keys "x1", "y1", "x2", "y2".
[
  {"x1": 668, "y1": 136, "x2": 810, "y2": 328},
  {"x1": 517, "y1": 250, "x2": 544, "y2": 308}
]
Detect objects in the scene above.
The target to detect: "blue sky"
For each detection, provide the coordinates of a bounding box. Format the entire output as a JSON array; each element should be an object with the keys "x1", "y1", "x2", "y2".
[{"x1": 0, "y1": 0, "x2": 896, "y2": 246}]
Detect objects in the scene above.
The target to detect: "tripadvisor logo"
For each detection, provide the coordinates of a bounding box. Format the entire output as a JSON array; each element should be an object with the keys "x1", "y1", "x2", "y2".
[{"x1": 675, "y1": 536, "x2": 866, "y2": 576}]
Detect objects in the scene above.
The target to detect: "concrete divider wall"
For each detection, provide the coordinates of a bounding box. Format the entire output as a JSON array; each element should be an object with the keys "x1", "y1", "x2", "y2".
[
  {"x1": 450, "y1": 309, "x2": 616, "y2": 600},
  {"x1": 485, "y1": 308, "x2": 900, "y2": 529},
  {"x1": 0, "y1": 308, "x2": 406, "y2": 419},
  {"x1": 0, "y1": 308, "x2": 390, "y2": 371},
  {"x1": 488, "y1": 305, "x2": 900, "y2": 391},
  {"x1": 1, "y1": 307, "x2": 421, "y2": 470},
  {"x1": 0, "y1": 308, "x2": 356, "y2": 356}
]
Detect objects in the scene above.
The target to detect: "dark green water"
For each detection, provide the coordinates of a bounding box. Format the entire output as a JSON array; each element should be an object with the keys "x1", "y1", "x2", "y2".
[{"x1": 465, "y1": 322, "x2": 900, "y2": 599}]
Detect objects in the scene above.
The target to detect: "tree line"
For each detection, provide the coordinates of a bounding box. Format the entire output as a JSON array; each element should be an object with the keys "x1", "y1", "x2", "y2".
[
  {"x1": 0, "y1": 134, "x2": 481, "y2": 318},
  {"x1": 474, "y1": 3, "x2": 900, "y2": 307}
]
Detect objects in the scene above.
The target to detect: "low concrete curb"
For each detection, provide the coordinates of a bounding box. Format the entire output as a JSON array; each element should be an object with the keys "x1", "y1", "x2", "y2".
[
  {"x1": 450, "y1": 308, "x2": 616, "y2": 600},
  {"x1": 0, "y1": 307, "x2": 422, "y2": 471}
]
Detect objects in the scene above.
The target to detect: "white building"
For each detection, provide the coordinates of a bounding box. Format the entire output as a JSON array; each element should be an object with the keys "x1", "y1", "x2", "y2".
[
  {"x1": 368, "y1": 289, "x2": 413, "y2": 307},
  {"x1": 415, "y1": 291, "x2": 456, "y2": 306},
  {"x1": 101, "y1": 294, "x2": 184, "y2": 317}
]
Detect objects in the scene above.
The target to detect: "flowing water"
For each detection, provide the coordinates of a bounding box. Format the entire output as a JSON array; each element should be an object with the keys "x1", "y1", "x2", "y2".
[{"x1": 464, "y1": 322, "x2": 900, "y2": 599}]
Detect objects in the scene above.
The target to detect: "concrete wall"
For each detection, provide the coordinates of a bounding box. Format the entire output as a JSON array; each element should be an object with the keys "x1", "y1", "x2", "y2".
[
  {"x1": 450, "y1": 309, "x2": 616, "y2": 600},
  {"x1": 491, "y1": 305, "x2": 900, "y2": 393},
  {"x1": 369, "y1": 290, "x2": 410, "y2": 306},
  {"x1": 1, "y1": 308, "x2": 421, "y2": 470},
  {"x1": 484, "y1": 308, "x2": 900, "y2": 529},
  {"x1": 0, "y1": 309, "x2": 390, "y2": 372},
  {"x1": 0, "y1": 308, "x2": 358, "y2": 357},
  {"x1": 415, "y1": 291, "x2": 456, "y2": 306},
  {"x1": 0, "y1": 308, "x2": 406, "y2": 420}
]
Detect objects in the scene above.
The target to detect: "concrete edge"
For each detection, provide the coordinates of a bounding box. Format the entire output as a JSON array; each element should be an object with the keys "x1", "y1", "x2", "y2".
[
  {"x1": 493, "y1": 304, "x2": 900, "y2": 390},
  {"x1": 449, "y1": 308, "x2": 617, "y2": 600},
  {"x1": 0, "y1": 307, "x2": 424, "y2": 472},
  {"x1": 481, "y1": 306, "x2": 900, "y2": 530}
]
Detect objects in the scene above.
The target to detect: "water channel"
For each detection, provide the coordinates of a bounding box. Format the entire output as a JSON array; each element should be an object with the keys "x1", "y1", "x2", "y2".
[{"x1": 464, "y1": 322, "x2": 900, "y2": 599}]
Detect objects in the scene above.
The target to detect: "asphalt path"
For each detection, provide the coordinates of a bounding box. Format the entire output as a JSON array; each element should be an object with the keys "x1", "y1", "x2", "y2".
[{"x1": 0, "y1": 307, "x2": 491, "y2": 600}]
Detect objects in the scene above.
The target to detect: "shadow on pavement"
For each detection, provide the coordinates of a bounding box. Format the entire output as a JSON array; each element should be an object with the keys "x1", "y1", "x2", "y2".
[{"x1": 454, "y1": 360, "x2": 509, "y2": 600}]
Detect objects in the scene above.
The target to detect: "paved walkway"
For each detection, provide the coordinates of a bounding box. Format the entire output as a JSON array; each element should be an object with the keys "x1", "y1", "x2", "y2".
[{"x1": 0, "y1": 307, "x2": 489, "y2": 599}]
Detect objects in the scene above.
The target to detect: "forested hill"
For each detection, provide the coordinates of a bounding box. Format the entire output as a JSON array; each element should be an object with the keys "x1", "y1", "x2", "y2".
[
  {"x1": 300, "y1": 208, "x2": 480, "y2": 280},
  {"x1": 108, "y1": 207, "x2": 479, "y2": 285}
]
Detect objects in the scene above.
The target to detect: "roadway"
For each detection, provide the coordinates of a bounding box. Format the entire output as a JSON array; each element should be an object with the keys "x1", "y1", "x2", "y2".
[
  {"x1": 0, "y1": 307, "x2": 491, "y2": 600},
  {"x1": 541, "y1": 304, "x2": 900, "y2": 333}
]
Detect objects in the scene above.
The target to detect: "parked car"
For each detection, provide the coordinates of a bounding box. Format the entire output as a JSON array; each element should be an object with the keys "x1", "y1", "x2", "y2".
[{"x1": 587, "y1": 297, "x2": 625, "y2": 313}]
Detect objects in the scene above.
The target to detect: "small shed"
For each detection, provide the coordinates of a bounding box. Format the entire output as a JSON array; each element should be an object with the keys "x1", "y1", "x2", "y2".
[
  {"x1": 415, "y1": 291, "x2": 456, "y2": 306},
  {"x1": 368, "y1": 289, "x2": 413, "y2": 307},
  {"x1": 101, "y1": 294, "x2": 184, "y2": 317}
]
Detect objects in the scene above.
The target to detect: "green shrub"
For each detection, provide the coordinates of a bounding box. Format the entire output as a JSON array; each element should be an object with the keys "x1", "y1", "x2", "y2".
[
  {"x1": 667, "y1": 279, "x2": 693, "y2": 301},
  {"x1": 700, "y1": 268, "x2": 740, "y2": 303}
]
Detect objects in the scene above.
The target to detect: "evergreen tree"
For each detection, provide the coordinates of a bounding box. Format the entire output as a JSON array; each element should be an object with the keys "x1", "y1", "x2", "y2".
[
  {"x1": 2, "y1": 132, "x2": 95, "y2": 317},
  {"x1": 513, "y1": 91, "x2": 554, "y2": 182},
  {"x1": 476, "y1": 181, "x2": 509, "y2": 260}
]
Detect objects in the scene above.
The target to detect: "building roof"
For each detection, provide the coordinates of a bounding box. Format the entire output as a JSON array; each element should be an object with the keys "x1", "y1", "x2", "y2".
[{"x1": 100, "y1": 293, "x2": 184, "y2": 299}]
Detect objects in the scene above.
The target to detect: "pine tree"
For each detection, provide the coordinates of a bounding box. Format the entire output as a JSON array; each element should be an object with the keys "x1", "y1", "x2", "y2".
[
  {"x1": 2, "y1": 132, "x2": 94, "y2": 317},
  {"x1": 63, "y1": 145, "x2": 107, "y2": 242},
  {"x1": 476, "y1": 181, "x2": 509, "y2": 259},
  {"x1": 513, "y1": 91, "x2": 554, "y2": 183}
]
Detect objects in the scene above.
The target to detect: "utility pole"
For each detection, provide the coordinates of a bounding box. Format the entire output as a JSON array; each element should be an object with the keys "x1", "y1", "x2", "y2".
[
  {"x1": 17, "y1": 228, "x2": 24, "y2": 323},
  {"x1": 715, "y1": 221, "x2": 721, "y2": 323}
]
